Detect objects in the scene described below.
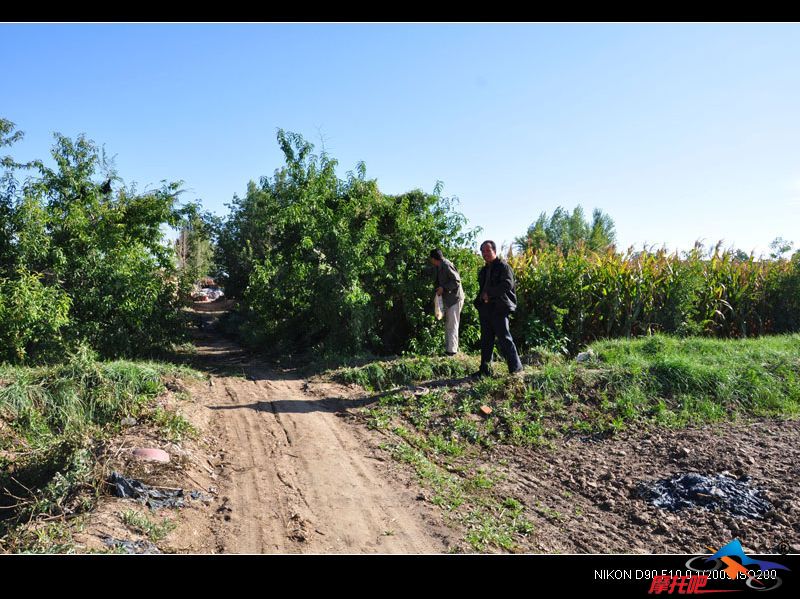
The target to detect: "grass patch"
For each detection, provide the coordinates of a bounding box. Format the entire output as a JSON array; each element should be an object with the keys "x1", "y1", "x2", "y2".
[
  {"x1": 387, "y1": 437, "x2": 533, "y2": 551},
  {"x1": 334, "y1": 354, "x2": 479, "y2": 391},
  {"x1": 592, "y1": 333, "x2": 800, "y2": 426},
  {"x1": 1, "y1": 518, "x2": 82, "y2": 553},
  {"x1": 0, "y1": 346, "x2": 202, "y2": 550},
  {"x1": 345, "y1": 336, "x2": 800, "y2": 550},
  {"x1": 147, "y1": 406, "x2": 197, "y2": 442},
  {"x1": 348, "y1": 335, "x2": 800, "y2": 449},
  {"x1": 0, "y1": 346, "x2": 201, "y2": 444},
  {"x1": 120, "y1": 509, "x2": 176, "y2": 543}
]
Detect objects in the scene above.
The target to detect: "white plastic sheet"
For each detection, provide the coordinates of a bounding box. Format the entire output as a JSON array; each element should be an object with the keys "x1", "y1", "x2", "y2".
[{"x1": 434, "y1": 294, "x2": 445, "y2": 320}]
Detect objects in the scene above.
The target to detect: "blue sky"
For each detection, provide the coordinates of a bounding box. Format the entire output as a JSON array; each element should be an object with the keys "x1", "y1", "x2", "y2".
[{"x1": 3, "y1": 23, "x2": 799, "y2": 256}]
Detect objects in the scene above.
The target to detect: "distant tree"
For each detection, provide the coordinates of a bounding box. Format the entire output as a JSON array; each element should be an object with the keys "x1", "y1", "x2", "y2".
[
  {"x1": 769, "y1": 237, "x2": 794, "y2": 260},
  {"x1": 514, "y1": 205, "x2": 616, "y2": 254},
  {"x1": 175, "y1": 202, "x2": 217, "y2": 287}
]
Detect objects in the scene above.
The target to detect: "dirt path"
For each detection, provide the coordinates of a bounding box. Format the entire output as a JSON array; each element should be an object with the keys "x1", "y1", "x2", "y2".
[
  {"x1": 68, "y1": 309, "x2": 800, "y2": 555},
  {"x1": 180, "y1": 317, "x2": 446, "y2": 553}
]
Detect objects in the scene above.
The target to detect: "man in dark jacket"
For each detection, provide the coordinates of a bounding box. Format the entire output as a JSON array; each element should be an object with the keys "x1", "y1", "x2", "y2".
[
  {"x1": 473, "y1": 240, "x2": 523, "y2": 377},
  {"x1": 430, "y1": 249, "x2": 464, "y2": 355}
]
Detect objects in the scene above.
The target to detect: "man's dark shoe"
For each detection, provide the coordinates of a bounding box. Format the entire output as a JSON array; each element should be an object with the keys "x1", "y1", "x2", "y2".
[
  {"x1": 445, "y1": 351, "x2": 456, "y2": 356},
  {"x1": 471, "y1": 369, "x2": 491, "y2": 379}
]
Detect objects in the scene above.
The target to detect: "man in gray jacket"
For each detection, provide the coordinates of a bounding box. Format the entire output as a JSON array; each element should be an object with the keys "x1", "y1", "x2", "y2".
[{"x1": 430, "y1": 249, "x2": 464, "y2": 356}]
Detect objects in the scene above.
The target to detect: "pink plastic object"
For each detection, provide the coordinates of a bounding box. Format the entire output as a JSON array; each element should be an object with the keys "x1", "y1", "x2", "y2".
[{"x1": 131, "y1": 448, "x2": 170, "y2": 463}]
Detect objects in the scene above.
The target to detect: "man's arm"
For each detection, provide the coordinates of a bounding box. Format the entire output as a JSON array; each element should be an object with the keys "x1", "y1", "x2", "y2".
[{"x1": 441, "y1": 261, "x2": 461, "y2": 292}]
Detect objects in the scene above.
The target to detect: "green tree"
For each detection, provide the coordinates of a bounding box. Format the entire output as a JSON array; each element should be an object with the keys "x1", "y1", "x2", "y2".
[
  {"x1": 514, "y1": 205, "x2": 616, "y2": 255},
  {"x1": 769, "y1": 236, "x2": 794, "y2": 260},
  {"x1": 175, "y1": 202, "x2": 218, "y2": 292},
  {"x1": 217, "y1": 130, "x2": 480, "y2": 355},
  {"x1": 0, "y1": 269, "x2": 71, "y2": 363},
  {"x1": 0, "y1": 117, "x2": 190, "y2": 361}
]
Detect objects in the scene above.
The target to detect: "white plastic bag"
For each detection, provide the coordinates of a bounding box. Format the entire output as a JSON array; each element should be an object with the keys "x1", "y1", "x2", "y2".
[{"x1": 434, "y1": 294, "x2": 445, "y2": 320}]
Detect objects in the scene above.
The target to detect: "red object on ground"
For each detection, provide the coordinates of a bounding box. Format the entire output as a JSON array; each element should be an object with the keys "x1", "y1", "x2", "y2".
[{"x1": 131, "y1": 448, "x2": 170, "y2": 463}]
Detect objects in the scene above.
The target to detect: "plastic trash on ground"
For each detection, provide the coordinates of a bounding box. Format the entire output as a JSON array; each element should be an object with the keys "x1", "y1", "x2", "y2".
[{"x1": 434, "y1": 294, "x2": 444, "y2": 320}]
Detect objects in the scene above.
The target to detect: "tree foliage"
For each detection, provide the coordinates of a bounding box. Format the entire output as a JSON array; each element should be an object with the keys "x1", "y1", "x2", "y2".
[
  {"x1": 514, "y1": 205, "x2": 616, "y2": 255},
  {"x1": 216, "y1": 130, "x2": 481, "y2": 355},
  {"x1": 0, "y1": 117, "x2": 187, "y2": 362},
  {"x1": 175, "y1": 202, "x2": 218, "y2": 291}
]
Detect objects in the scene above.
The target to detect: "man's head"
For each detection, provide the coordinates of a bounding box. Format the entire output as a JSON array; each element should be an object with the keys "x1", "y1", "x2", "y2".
[
  {"x1": 429, "y1": 248, "x2": 444, "y2": 266},
  {"x1": 480, "y1": 240, "x2": 497, "y2": 264}
]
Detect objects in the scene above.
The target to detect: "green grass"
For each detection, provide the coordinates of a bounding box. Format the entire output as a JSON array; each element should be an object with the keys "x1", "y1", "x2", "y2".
[
  {"x1": 1, "y1": 518, "x2": 81, "y2": 554},
  {"x1": 0, "y1": 346, "x2": 201, "y2": 445},
  {"x1": 342, "y1": 336, "x2": 800, "y2": 551},
  {"x1": 0, "y1": 346, "x2": 202, "y2": 549},
  {"x1": 386, "y1": 438, "x2": 533, "y2": 552},
  {"x1": 120, "y1": 509, "x2": 176, "y2": 543},
  {"x1": 343, "y1": 335, "x2": 800, "y2": 451},
  {"x1": 534, "y1": 500, "x2": 566, "y2": 523},
  {"x1": 592, "y1": 333, "x2": 800, "y2": 425},
  {"x1": 148, "y1": 406, "x2": 197, "y2": 442},
  {"x1": 335, "y1": 354, "x2": 480, "y2": 391}
]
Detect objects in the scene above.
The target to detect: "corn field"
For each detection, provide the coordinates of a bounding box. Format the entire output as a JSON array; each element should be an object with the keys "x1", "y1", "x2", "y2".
[{"x1": 509, "y1": 243, "x2": 800, "y2": 353}]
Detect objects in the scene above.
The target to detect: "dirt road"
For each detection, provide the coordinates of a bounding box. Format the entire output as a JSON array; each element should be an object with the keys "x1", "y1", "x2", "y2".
[{"x1": 177, "y1": 317, "x2": 447, "y2": 553}]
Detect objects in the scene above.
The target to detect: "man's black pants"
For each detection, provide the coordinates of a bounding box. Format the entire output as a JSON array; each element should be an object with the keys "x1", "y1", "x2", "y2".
[{"x1": 478, "y1": 303, "x2": 523, "y2": 373}]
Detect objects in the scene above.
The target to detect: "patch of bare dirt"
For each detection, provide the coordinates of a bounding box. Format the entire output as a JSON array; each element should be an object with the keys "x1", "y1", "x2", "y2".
[
  {"x1": 480, "y1": 420, "x2": 800, "y2": 553},
  {"x1": 73, "y1": 386, "x2": 222, "y2": 553}
]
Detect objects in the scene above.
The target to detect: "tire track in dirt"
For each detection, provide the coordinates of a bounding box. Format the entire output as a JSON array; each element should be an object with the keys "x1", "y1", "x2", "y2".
[{"x1": 188, "y1": 332, "x2": 444, "y2": 553}]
